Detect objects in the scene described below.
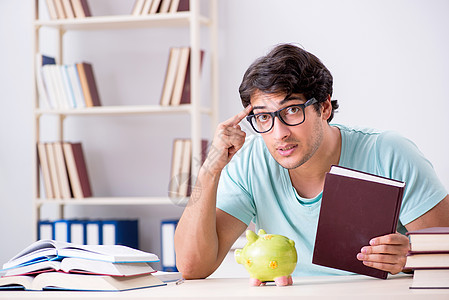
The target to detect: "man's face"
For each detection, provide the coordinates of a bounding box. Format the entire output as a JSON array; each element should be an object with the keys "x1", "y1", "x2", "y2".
[{"x1": 250, "y1": 91, "x2": 325, "y2": 170}]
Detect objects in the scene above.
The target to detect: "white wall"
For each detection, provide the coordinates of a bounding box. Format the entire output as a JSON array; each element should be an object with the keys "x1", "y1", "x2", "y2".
[{"x1": 1, "y1": 0, "x2": 448, "y2": 272}]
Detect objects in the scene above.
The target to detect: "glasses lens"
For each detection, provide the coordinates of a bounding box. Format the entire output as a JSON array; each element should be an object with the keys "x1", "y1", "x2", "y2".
[
  {"x1": 250, "y1": 114, "x2": 273, "y2": 133},
  {"x1": 280, "y1": 105, "x2": 305, "y2": 126}
]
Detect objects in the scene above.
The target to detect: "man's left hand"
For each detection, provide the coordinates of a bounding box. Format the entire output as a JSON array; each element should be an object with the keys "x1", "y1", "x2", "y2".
[{"x1": 356, "y1": 233, "x2": 410, "y2": 274}]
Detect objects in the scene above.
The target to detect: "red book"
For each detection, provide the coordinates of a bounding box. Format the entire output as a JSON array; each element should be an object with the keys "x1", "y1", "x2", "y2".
[
  {"x1": 312, "y1": 165, "x2": 405, "y2": 279},
  {"x1": 63, "y1": 142, "x2": 92, "y2": 198}
]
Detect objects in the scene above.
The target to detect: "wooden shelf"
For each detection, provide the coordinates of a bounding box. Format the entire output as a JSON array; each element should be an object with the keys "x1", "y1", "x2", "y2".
[
  {"x1": 35, "y1": 196, "x2": 189, "y2": 206},
  {"x1": 35, "y1": 105, "x2": 212, "y2": 116},
  {"x1": 34, "y1": 13, "x2": 211, "y2": 31}
]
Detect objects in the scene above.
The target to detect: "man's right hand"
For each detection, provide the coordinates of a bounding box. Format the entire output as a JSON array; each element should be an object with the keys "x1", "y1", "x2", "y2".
[{"x1": 203, "y1": 105, "x2": 252, "y2": 175}]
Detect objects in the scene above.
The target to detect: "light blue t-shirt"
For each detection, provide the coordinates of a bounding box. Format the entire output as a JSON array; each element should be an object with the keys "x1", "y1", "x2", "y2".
[{"x1": 216, "y1": 124, "x2": 448, "y2": 277}]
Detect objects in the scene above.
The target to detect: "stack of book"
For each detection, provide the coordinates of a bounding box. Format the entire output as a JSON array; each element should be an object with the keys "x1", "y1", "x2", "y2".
[
  {"x1": 168, "y1": 139, "x2": 208, "y2": 199},
  {"x1": 131, "y1": 0, "x2": 189, "y2": 15},
  {"x1": 37, "y1": 141, "x2": 92, "y2": 199},
  {"x1": 159, "y1": 47, "x2": 205, "y2": 107},
  {"x1": 0, "y1": 240, "x2": 165, "y2": 291},
  {"x1": 45, "y1": 0, "x2": 91, "y2": 19},
  {"x1": 405, "y1": 227, "x2": 449, "y2": 289},
  {"x1": 36, "y1": 54, "x2": 101, "y2": 110}
]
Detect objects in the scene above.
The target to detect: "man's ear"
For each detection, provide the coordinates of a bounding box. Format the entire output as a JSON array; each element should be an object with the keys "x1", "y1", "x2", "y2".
[{"x1": 321, "y1": 95, "x2": 332, "y2": 121}]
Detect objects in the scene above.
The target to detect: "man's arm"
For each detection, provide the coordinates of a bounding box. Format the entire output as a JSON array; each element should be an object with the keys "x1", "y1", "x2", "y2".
[
  {"x1": 174, "y1": 105, "x2": 252, "y2": 279},
  {"x1": 357, "y1": 195, "x2": 449, "y2": 274}
]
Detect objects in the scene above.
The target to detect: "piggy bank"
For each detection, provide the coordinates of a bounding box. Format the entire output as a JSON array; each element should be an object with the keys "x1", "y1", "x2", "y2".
[{"x1": 235, "y1": 229, "x2": 297, "y2": 286}]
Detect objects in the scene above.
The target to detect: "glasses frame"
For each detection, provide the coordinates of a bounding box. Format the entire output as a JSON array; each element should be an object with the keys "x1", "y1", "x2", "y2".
[{"x1": 246, "y1": 98, "x2": 318, "y2": 134}]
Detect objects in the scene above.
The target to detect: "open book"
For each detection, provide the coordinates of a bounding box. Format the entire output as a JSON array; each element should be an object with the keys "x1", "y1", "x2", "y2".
[
  {"x1": 0, "y1": 272, "x2": 165, "y2": 291},
  {"x1": 312, "y1": 165, "x2": 405, "y2": 279},
  {"x1": 2, "y1": 240, "x2": 159, "y2": 270},
  {"x1": 2, "y1": 257, "x2": 155, "y2": 277}
]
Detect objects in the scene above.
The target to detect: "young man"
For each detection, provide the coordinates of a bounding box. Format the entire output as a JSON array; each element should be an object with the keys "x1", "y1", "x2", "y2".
[{"x1": 174, "y1": 43, "x2": 449, "y2": 279}]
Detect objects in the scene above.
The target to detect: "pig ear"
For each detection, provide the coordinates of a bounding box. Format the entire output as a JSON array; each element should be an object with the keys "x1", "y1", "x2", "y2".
[
  {"x1": 257, "y1": 229, "x2": 267, "y2": 236},
  {"x1": 246, "y1": 230, "x2": 258, "y2": 243},
  {"x1": 288, "y1": 239, "x2": 295, "y2": 247}
]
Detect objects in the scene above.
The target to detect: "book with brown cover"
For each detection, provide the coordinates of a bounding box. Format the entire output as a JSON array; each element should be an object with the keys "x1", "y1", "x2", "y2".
[
  {"x1": 177, "y1": 49, "x2": 205, "y2": 105},
  {"x1": 63, "y1": 142, "x2": 92, "y2": 198},
  {"x1": 312, "y1": 165, "x2": 405, "y2": 279},
  {"x1": 76, "y1": 62, "x2": 101, "y2": 107}
]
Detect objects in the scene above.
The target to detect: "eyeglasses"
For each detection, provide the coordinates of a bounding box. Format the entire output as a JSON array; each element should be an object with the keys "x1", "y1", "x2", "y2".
[{"x1": 246, "y1": 98, "x2": 318, "y2": 134}]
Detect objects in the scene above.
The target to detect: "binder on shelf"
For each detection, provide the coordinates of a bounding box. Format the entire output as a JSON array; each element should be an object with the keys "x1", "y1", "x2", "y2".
[
  {"x1": 70, "y1": 220, "x2": 86, "y2": 245},
  {"x1": 38, "y1": 220, "x2": 55, "y2": 240},
  {"x1": 102, "y1": 220, "x2": 139, "y2": 249},
  {"x1": 54, "y1": 220, "x2": 71, "y2": 243},
  {"x1": 85, "y1": 220, "x2": 103, "y2": 245},
  {"x1": 160, "y1": 220, "x2": 178, "y2": 272}
]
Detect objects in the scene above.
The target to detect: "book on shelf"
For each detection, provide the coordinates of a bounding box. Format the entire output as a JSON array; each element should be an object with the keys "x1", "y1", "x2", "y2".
[
  {"x1": 0, "y1": 272, "x2": 165, "y2": 291},
  {"x1": 160, "y1": 220, "x2": 178, "y2": 272},
  {"x1": 61, "y1": 0, "x2": 75, "y2": 19},
  {"x1": 407, "y1": 227, "x2": 449, "y2": 252},
  {"x1": 38, "y1": 141, "x2": 92, "y2": 199},
  {"x1": 37, "y1": 143, "x2": 54, "y2": 199},
  {"x1": 2, "y1": 257, "x2": 155, "y2": 277},
  {"x1": 160, "y1": 47, "x2": 182, "y2": 106},
  {"x1": 169, "y1": 0, "x2": 189, "y2": 13},
  {"x1": 2, "y1": 239, "x2": 159, "y2": 270},
  {"x1": 160, "y1": 47, "x2": 205, "y2": 107},
  {"x1": 149, "y1": 0, "x2": 163, "y2": 14},
  {"x1": 45, "y1": 0, "x2": 91, "y2": 19},
  {"x1": 35, "y1": 53, "x2": 56, "y2": 109},
  {"x1": 45, "y1": 142, "x2": 62, "y2": 199},
  {"x1": 76, "y1": 62, "x2": 101, "y2": 107},
  {"x1": 409, "y1": 268, "x2": 449, "y2": 289},
  {"x1": 62, "y1": 142, "x2": 92, "y2": 198},
  {"x1": 132, "y1": 0, "x2": 146, "y2": 15},
  {"x1": 53, "y1": 142, "x2": 73, "y2": 199},
  {"x1": 158, "y1": 0, "x2": 172, "y2": 13},
  {"x1": 168, "y1": 138, "x2": 208, "y2": 199},
  {"x1": 312, "y1": 165, "x2": 405, "y2": 279}
]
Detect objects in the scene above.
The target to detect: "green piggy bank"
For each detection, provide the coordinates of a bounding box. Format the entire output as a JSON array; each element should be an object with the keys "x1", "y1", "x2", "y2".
[{"x1": 235, "y1": 229, "x2": 297, "y2": 286}]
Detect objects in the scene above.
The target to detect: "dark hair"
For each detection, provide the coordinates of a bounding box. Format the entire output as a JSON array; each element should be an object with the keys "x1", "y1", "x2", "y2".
[{"x1": 239, "y1": 43, "x2": 339, "y2": 122}]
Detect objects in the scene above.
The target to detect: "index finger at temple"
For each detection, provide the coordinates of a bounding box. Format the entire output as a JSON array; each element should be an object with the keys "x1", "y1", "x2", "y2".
[{"x1": 223, "y1": 105, "x2": 252, "y2": 127}]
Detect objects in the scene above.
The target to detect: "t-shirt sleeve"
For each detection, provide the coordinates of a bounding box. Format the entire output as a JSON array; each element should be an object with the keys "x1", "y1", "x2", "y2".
[
  {"x1": 216, "y1": 145, "x2": 256, "y2": 226},
  {"x1": 375, "y1": 131, "x2": 448, "y2": 227}
]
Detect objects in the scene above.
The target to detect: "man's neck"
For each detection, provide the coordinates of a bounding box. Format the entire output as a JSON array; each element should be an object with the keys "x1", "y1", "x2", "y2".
[{"x1": 288, "y1": 125, "x2": 341, "y2": 199}]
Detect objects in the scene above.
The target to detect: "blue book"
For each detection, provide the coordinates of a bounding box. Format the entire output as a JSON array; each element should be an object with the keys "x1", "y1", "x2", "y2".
[{"x1": 160, "y1": 220, "x2": 178, "y2": 272}]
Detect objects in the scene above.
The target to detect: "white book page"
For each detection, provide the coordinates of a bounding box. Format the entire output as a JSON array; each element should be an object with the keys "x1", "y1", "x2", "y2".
[{"x1": 330, "y1": 166, "x2": 405, "y2": 188}]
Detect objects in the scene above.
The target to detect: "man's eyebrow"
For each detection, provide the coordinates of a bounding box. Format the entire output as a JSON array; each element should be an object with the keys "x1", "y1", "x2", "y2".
[{"x1": 252, "y1": 97, "x2": 304, "y2": 111}]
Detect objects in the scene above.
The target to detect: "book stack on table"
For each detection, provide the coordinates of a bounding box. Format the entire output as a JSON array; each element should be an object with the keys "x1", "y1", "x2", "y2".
[
  {"x1": 0, "y1": 239, "x2": 167, "y2": 291},
  {"x1": 405, "y1": 227, "x2": 449, "y2": 289}
]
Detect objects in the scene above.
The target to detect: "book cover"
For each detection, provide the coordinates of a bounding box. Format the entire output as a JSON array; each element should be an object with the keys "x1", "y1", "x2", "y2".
[
  {"x1": 45, "y1": 142, "x2": 62, "y2": 199},
  {"x1": 52, "y1": 142, "x2": 72, "y2": 199},
  {"x1": 312, "y1": 165, "x2": 405, "y2": 279},
  {"x1": 76, "y1": 62, "x2": 101, "y2": 107},
  {"x1": 62, "y1": 142, "x2": 92, "y2": 198},
  {"x1": 178, "y1": 49, "x2": 205, "y2": 105},
  {"x1": 37, "y1": 143, "x2": 54, "y2": 199},
  {"x1": 0, "y1": 272, "x2": 165, "y2": 291},
  {"x1": 160, "y1": 47, "x2": 181, "y2": 106}
]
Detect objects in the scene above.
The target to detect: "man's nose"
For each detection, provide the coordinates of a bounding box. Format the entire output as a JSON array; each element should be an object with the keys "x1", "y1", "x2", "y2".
[{"x1": 271, "y1": 116, "x2": 290, "y2": 140}]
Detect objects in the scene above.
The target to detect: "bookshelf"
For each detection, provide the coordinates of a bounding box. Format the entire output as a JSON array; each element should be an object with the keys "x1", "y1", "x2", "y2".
[{"x1": 32, "y1": 0, "x2": 219, "y2": 240}]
